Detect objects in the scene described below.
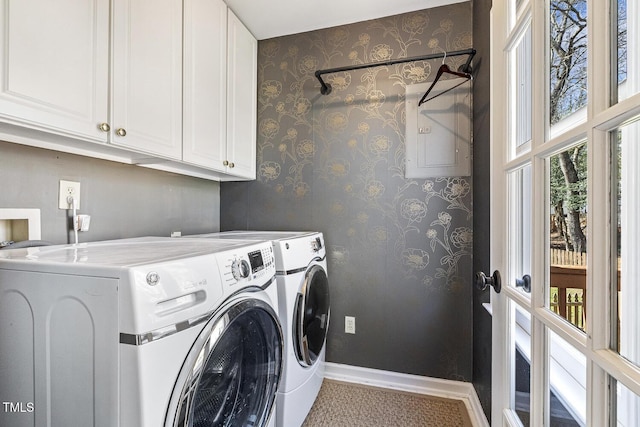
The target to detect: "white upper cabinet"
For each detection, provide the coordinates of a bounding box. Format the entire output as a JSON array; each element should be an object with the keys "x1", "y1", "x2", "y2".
[
  {"x1": 0, "y1": 0, "x2": 109, "y2": 142},
  {"x1": 0, "y1": 0, "x2": 257, "y2": 180},
  {"x1": 184, "y1": 3, "x2": 257, "y2": 179},
  {"x1": 182, "y1": 0, "x2": 228, "y2": 170},
  {"x1": 111, "y1": 0, "x2": 183, "y2": 159},
  {"x1": 226, "y1": 9, "x2": 257, "y2": 179}
]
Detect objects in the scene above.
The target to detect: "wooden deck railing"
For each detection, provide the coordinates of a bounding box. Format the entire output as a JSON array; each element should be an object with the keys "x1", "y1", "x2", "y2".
[
  {"x1": 550, "y1": 265, "x2": 586, "y2": 330},
  {"x1": 550, "y1": 249, "x2": 587, "y2": 267},
  {"x1": 549, "y1": 249, "x2": 620, "y2": 331}
]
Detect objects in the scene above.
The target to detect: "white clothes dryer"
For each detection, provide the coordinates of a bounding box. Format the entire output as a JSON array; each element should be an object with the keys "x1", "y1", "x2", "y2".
[
  {"x1": 0, "y1": 237, "x2": 282, "y2": 427},
  {"x1": 188, "y1": 232, "x2": 330, "y2": 427}
]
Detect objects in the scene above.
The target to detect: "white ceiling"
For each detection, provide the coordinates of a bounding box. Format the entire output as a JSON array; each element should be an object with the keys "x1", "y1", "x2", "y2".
[{"x1": 224, "y1": 0, "x2": 467, "y2": 40}]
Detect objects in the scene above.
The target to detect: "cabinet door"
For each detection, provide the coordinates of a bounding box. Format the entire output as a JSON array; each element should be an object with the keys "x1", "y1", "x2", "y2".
[
  {"x1": 182, "y1": 0, "x2": 227, "y2": 170},
  {"x1": 111, "y1": 0, "x2": 182, "y2": 159},
  {"x1": 226, "y1": 9, "x2": 257, "y2": 179},
  {"x1": 0, "y1": 0, "x2": 109, "y2": 142}
]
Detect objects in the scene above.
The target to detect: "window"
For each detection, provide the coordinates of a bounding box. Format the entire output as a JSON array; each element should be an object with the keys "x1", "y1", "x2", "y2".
[
  {"x1": 492, "y1": 0, "x2": 640, "y2": 424},
  {"x1": 549, "y1": 0, "x2": 588, "y2": 127}
]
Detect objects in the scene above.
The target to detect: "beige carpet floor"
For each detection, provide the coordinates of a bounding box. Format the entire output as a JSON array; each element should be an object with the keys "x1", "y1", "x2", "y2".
[{"x1": 302, "y1": 379, "x2": 473, "y2": 427}]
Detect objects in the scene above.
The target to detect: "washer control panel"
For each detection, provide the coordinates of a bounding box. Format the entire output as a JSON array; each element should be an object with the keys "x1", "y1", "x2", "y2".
[{"x1": 220, "y1": 242, "x2": 275, "y2": 286}]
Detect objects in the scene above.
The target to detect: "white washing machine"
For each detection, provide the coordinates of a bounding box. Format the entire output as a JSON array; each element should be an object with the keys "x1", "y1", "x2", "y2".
[
  {"x1": 187, "y1": 231, "x2": 330, "y2": 427},
  {"x1": 0, "y1": 237, "x2": 282, "y2": 427}
]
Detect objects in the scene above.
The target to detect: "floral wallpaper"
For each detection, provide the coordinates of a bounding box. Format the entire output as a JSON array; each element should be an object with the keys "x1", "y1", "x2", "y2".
[{"x1": 221, "y1": 3, "x2": 473, "y2": 381}]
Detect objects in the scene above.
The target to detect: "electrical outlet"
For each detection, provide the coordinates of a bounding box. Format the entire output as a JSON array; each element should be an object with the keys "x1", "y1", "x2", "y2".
[
  {"x1": 345, "y1": 316, "x2": 356, "y2": 334},
  {"x1": 58, "y1": 180, "x2": 81, "y2": 209}
]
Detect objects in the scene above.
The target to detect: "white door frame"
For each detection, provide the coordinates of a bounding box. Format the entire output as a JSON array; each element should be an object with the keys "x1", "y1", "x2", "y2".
[{"x1": 490, "y1": 0, "x2": 640, "y2": 425}]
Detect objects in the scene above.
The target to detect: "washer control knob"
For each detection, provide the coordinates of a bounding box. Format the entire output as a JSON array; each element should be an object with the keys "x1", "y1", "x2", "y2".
[
  {"x1": 146, "y1": 272, "x2": 160, "y2": 286},
  {"x1": 231, "y1": 259, "x2": 251, "y2": 280}
]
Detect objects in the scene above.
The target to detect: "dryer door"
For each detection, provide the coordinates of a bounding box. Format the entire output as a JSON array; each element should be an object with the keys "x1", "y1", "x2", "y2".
[
  {"x1": 166, "y1": 298, "x2": 282, "y2": 427},
  {"x1": 293, "y1": 264, "x2": 330, "y2": 367}
]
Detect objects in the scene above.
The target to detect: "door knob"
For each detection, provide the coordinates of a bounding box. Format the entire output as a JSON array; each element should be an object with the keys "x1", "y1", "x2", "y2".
[
  {"x1": 516, "y1": 274, "x2": 531, "y2": 293},
  {"x1": 116, "y1": 128, "x2": 127, "y2": 137},
  {"x1": 475, "y1": 270, "x2": 502, "y2": 293}
]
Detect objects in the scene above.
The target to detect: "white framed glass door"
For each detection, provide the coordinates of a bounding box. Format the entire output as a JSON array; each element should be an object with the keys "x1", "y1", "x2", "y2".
[{"x1": 489, "y1": 0, "x2": 640, "y2": 425}]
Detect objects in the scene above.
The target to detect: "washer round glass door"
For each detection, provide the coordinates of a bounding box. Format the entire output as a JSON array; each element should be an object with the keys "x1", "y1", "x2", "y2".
[
  {"x1": 166, "y1": 298, "x2": 282, "y2": 427},
  {"x1": 293, "y1": 264, "x2": 330, "y2": 367}
]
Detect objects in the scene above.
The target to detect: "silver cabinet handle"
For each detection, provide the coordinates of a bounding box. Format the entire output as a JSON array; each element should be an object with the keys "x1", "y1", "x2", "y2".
[
  {"x1": 116, "y1": 128, "x2": 127, "y2": 137},
  {"x1": 98, "y1": 123, "x2": 110, "y2": 132}
]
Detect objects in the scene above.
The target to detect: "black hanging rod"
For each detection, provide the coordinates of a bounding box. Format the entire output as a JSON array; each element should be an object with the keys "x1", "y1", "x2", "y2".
[{"x1": 314, "y1": 48, "x2": 476, "y2": 95}]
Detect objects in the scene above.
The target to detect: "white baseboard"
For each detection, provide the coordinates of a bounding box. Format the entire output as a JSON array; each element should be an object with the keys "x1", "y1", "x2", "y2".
[{"x1": 323, "y1": 362, "x2": 489, "y2": 427}]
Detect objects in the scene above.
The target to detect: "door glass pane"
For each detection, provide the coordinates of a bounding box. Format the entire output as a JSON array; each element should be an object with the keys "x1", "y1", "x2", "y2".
[
  {"x1": 613, "y1": 0, "x2": 638, "y2": 102},
  {"x1": 295, "y1": 265, "x2": 330, "y2": 366},
  {"x1": 615, "y1": 379, "x2": 640, "y2": 427},
  {"x1": 510, "y1": 165, "x2": 532, "y2": 295},
  {"x1": 171, "y1": 302, "x2": 282, "y2": 427},
  {"x1": 550, "y1": 0, "x2": 588, "y2": 126},
  {"x1": 611, "y1": 116, "x2": 640, "y2": 367},
  {"x1": 549, "y1": 329, "x2": 586, "y2": 426},
  {"x1": 515, "y1": 305, "x2": 532, "y2": 426},
  {"x1": 189, "y1": 309, "x2": 278, "y2": 425},
  {"x1": 548, "y1": 142, "x2": 588, "y2": 331},
  {"x1": 515, "y1": 25, "x2": 532, "y2": 154}
]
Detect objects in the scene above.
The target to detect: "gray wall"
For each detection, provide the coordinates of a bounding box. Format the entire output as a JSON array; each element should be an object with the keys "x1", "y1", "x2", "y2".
[
  {"x1": 1, "y1": 141, "x2": 220, "y2": 244},
  {"x1": 222, "y1": 3, "x2": 474, "y2": 381},
  {"x1": 472, "y1": 0, "x2": 493, "y2": 420}
]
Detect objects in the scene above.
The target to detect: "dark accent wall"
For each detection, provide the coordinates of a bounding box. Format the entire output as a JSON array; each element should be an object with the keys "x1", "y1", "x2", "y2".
[
  {"x1": 472, "y1": 0, "x2": 492, "y2": 420},
  {"x1": 222, "y1": 3, "x2": 474, "y2": 381},
  {"x1": 1, "y1": 141, "x2": 220, "y2": 244}
]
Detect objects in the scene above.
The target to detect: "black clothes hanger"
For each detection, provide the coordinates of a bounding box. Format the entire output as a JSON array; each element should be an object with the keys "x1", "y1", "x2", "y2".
[{"x1": 418, "y1": 60, "x2": 472, "y2": 106}]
